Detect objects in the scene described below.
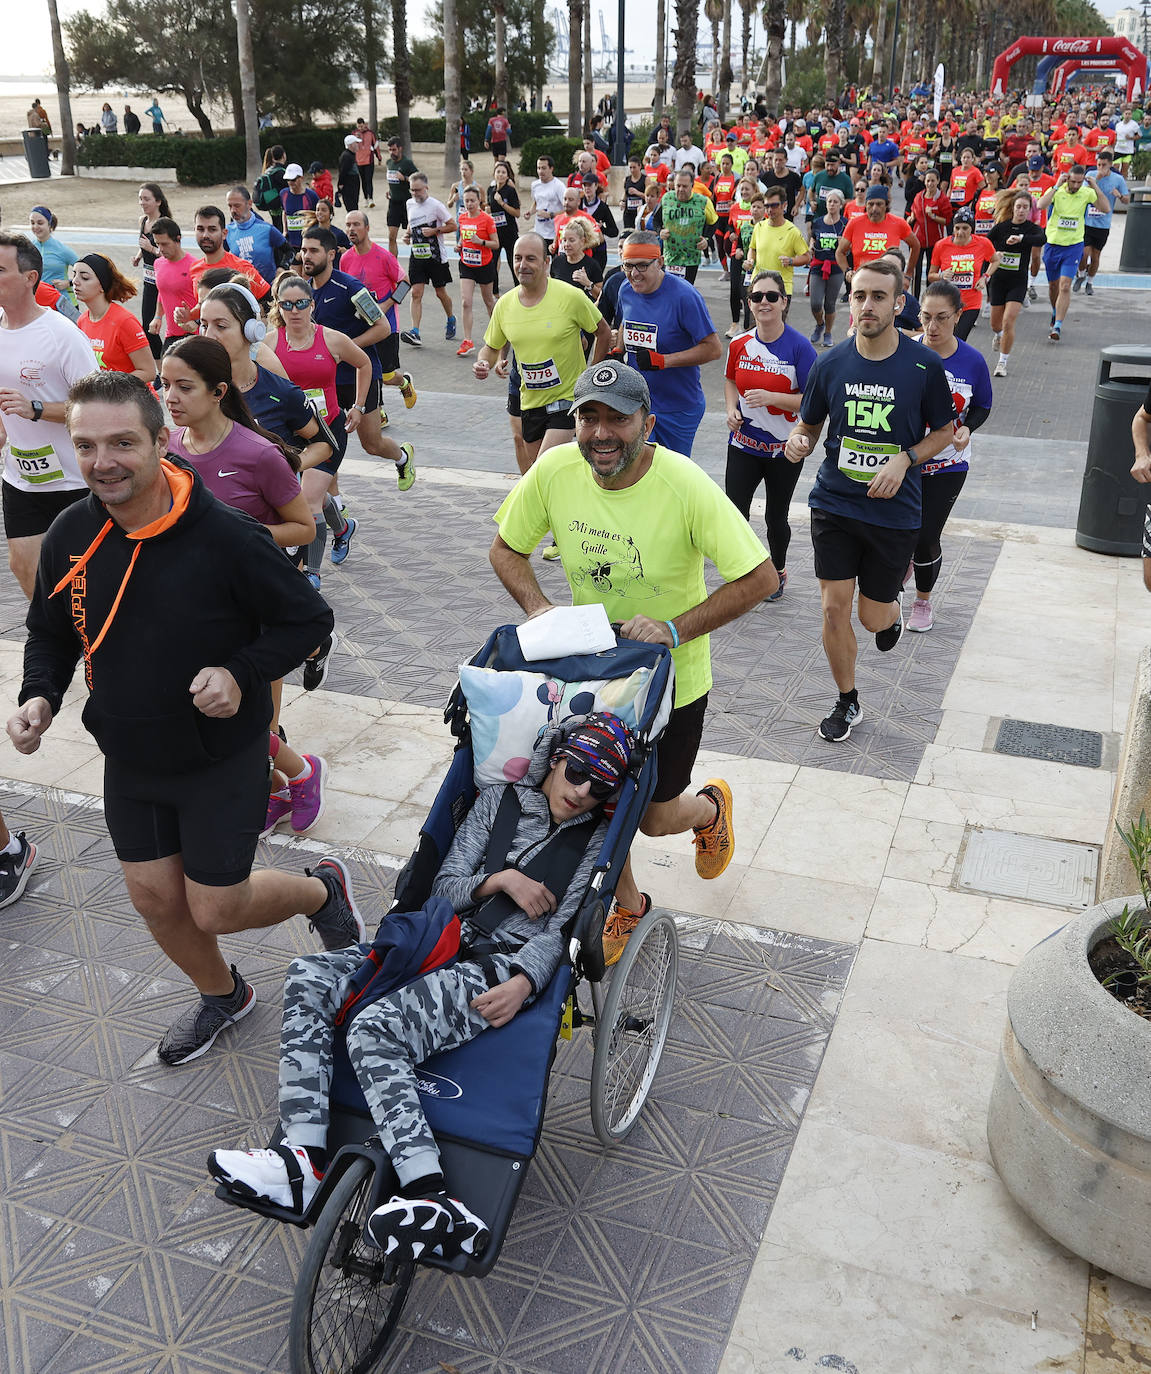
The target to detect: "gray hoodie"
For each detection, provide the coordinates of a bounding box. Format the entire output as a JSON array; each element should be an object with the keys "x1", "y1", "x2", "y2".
[{"x1": 431, "y1": 721, "x2": 609, "y2": 994}]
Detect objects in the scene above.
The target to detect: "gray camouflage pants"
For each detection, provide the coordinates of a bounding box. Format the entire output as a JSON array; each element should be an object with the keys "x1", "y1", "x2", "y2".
[{"x1": 278, "y1": 949, "x2": 514, "y2": 1188}]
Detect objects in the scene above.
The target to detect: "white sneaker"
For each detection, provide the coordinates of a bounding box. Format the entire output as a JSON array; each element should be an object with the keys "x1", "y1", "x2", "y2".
[
  {"x1": 993, "y1": 359, "x2": 1007, "y2": 378},
  {"x1": 992, "y1": 332, "x2": 1001, "y2": 351},
  {"x1": 208, "y1": 1144, "x2": 323, "y2": 1213}
]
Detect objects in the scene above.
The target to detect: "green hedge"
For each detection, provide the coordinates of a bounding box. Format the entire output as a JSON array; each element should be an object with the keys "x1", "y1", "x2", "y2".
[
  {"x1": 519, "y1": 135, "x2": 582, "y2": 180},
  {"x1": 1133, "y1": 150, "x2": 1151, "y2": 181}
]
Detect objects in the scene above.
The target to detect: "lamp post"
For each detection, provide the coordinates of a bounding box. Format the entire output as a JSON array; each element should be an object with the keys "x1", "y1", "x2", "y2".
[{"x1": 613, "y1": 0, "x2": 627, "y2": 164}]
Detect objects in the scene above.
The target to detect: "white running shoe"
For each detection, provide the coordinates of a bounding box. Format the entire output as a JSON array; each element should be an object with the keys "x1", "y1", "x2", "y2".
[{"x1": 208, "y1": 1144, "x2": 323, "y2": 1213}]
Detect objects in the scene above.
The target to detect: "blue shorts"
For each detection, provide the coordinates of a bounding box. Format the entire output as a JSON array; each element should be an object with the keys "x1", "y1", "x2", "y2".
[
  {"x1": 650, "y1": 402, "x2": 706, "y2": 458},
  {"x1": 1043, "y1": 240, "x2": 1084, "y2": 283}
]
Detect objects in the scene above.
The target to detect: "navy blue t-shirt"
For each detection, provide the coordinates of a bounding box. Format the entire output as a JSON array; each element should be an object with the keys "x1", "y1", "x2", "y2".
[
  {"x1": 244, "y1": 365, "x2": 316, "y2": 445},
  {"x1": 800, "y1": 332, "x2": 956, "y2": 529},
  {"x1": 617, "y1": 272, "x2": 717, "y2": 416},
  {"x1": 311, "y1": 268, "x2": 383, "y2": 384}
]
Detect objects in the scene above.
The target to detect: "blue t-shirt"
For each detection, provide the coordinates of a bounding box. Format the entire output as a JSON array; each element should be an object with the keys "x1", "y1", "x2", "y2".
[
  {"x1": 227, "y1": 212, "x2": 288, "y2": 285},
  {"x1": 617, "y1": 273, "x2": 717, "y2": 416},
  {"x1": 244, "y1": 365, "x2": 317, "y2": 445},
  {"x1": 868, "y1": 139, "x2": 900, "y2": 167},
  {"x1": 919, "y1": 338, "x2": 993, "y2": 477},
  {"x1": 311, "y1": 268, "x2": 383, "y2": 384},
  {"x1": 1085, "y1": 170, "x2": 1129, "y2": 228},
  {"x1": 800, "y1": 333, "x2": 956, "y2": 528},
  {"x1": 280, "y1": 188, "x2": 320, "y2": 245}
]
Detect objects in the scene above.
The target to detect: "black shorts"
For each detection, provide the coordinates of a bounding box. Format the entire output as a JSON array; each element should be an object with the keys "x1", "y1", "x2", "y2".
[
  {"x1": 810, "y1": 507, "x2": 918, "y2": 604},
  {"x1": 409, "y1": 256, "x2": 453, "y2": 288},
  {"x1": 987, "y1": 272, "x2": 1028, "y2": 307},
  {"x1": 337, "y1": 376, "x2": 384, "y2": 419},
  {"x1": 386, "y1": 200, "x2": 409, "y2": 229},
  {"x1": 520, "y1": 405, "x2": 576, "y2": 446},
  {"x1": 1083, "y1": 225, "x2": 1110, "y2": 250},
  {"x1": 490, "y1": 140, "x2": 508, "y2": 158},
  {"x1": 2, "y1": 480, "x2": 87, "y2": 540},
  {"x1": 651, "y1": 692, "x2": 709, "y2": 805},
  {"x1": 103, "y1": 731, "x2": 269, "y2": 887},
  {"x1": 460, "y1": 260, "x2": 498, "y2": 284},
  {"x1": 376, "y1": 332, "x2": 400, "y2": 373}
]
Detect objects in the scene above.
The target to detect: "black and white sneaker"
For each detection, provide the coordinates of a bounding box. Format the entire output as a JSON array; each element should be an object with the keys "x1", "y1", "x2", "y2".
[
  {"x1": 0, "y1": 833, "x2": 38, "y2": 908},
  {"x1": 819, "y1": 698, "x2": 863, "y2": 743},
  {"x1": 875, "y1": 591, "x2": 903, "y2": 653},
  {"x1": 302, "y1": 632, "x2": 337, "y2": 692},
  {"x1": 306, "y1": 856, "x2": 366, "y2": 950},
  {"x1": 367, "y1": 1192, "x2": 490, "y2": 1261},
  {"x1": 158, "y1": 967, "x2": 256, "y2": 1065}
]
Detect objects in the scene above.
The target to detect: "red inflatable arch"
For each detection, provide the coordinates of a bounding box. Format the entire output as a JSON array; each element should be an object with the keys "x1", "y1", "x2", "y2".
[{"x1": 991, "y1": 36, "x2": 1147, "y2": 103}]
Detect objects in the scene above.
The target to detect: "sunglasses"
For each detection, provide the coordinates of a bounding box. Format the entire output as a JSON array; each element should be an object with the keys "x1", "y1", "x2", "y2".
[
  {"x1": 561, "y1": 757, "x2": 618, "y2": 799},
  {"x1": 748, "y1": 289, "x2": 783, "y2": 303},
  {"x1": 278, "y1": 297, "x2": 313, "y2": 311}
]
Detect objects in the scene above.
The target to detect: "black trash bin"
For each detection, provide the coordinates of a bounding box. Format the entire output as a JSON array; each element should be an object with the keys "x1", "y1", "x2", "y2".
[
  {"x1": 22, "y1": 128, "x2": 50, "y2": 179},
  {"x1": 1119, "y1": 188, "x2": 1151, "y2": 274},
  {"x1": 1076, "y1": 345, "x2": 1151, "y2": 555}
]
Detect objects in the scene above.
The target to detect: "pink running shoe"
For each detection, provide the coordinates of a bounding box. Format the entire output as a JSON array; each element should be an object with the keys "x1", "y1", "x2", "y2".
[
  {"x1": 907, "y1": 598, "x2": 934, "y2": 633},
  {"x1": 262, "y1": 790, "x2": 292, "y2": 838},
  {"x1": 289, "y1": 755, "x2": 328, "y2": 834}
]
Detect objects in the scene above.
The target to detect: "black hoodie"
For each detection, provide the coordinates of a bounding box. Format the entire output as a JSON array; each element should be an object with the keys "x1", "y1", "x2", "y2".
[{"x1": 20, "y1": 460, "x2": 333, "y2": 774}]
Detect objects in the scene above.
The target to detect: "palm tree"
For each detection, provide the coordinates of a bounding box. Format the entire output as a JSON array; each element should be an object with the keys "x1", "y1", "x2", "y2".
[
  {"x1": 872, "y1": 0, "x2": 889, "y2": 92},
  {"x1": 764, "y1": 0, "x2": 786, "y2": 115},
  {"x1": 738, "y1": 0, "x2": 756, "y2": 99},
  {"x1": 364, "y1": 0, "x2": 379, "y2": 133},
  {"x1": 706, "y1": 0, "x2": 723, "y2": 97},
  {"x1": 655, "y1": 0, "x2": 668, "y2": 114},
  {"x1": 788, "y1": 0, "x2": 806, "y2": 62},
  {"x1": 443, "y1": 0, "x2": 461, "y2": 179},
  {"x1": 719, "y1": 0, "x2": 734, "y2": 120},
  {"x1": 391, "y1": 0, "x2": 413, "y2": 153},
  {"x1": 824, "y1": 0, "x2": 845, "y2": 102},
  {"x1": 568, "y1": 0, "x2": 583, "y2": 136},
  {"x1": 494, "y1": 0, "x2": 509, "y2": 113},
  {"x1": 234, "y1": 0, "x2": 260, "y2": 182},
  {"x1": 672, "y1": 0, "x2": 699, "y2": 135},
  {"x1": 45, "y1": 0, "x2": 76, "y2": 176},
  {"x1": 583, "y1": 1, "x2": 593, "y2": 133}
]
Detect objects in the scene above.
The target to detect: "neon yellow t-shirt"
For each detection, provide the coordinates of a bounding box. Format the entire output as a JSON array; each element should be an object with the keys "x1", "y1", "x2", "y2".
[
  {"x1": 483, "y1": 279, "x2": 603, "y2": 410},
  {"x1": 1046, "y1": 184, "x2": 1096, "y2": 245},
  {"x1": 748, "y1": 220, "x2": 809, "y2": 293},
  {"x1": 494, "y1": 443, "x2": 769, "y2": 706}
]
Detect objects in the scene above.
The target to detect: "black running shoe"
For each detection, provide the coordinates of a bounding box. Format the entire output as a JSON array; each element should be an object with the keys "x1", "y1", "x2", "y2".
[
  {"x1": 302, "y1": 632, "x2": 337, "y2": 692},
  {"x1": 819, "y1": 698, "x2": 863, "y2": 743},
  {"x1": 0, "y1": 832, "x2": 38, "y2": 908},
  {"x1": 158, "y1": 967, "x2": 256, "y2": 1065}
]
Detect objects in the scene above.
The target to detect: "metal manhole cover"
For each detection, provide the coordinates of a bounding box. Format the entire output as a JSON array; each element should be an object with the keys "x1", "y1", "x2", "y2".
[
  {"x1": 957, "y1": 828, "x2": 1099, "y2": 908},
  {"x1": 994, "y1": 719, "x2": 1103, "y2": 768}
]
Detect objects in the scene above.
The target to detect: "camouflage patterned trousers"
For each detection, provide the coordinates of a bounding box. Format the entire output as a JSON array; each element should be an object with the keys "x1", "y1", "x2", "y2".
[{"x1": 278, "y1": 949, "x2": 515, "y2": 1188}]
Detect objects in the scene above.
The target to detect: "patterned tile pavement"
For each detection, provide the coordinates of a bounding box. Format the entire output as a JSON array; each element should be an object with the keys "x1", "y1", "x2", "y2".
[{"x1": 0, "y1": 786, "x2": 855, "y2": 1374}]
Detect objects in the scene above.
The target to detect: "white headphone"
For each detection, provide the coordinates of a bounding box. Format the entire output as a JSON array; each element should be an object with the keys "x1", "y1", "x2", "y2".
[{"x1": 212, "y1": 281, "x2": 267, "y2": 346}]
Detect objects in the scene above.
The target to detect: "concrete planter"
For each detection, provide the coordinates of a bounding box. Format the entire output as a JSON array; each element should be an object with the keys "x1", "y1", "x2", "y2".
[{"x1": 987, "y1": 898, "x2": 1151, "y2": 1287}]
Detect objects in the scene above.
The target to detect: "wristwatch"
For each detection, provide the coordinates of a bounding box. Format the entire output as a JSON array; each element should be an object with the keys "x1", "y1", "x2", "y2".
[
  {"x1": 29, "y1": 400, "x2": 43, "y2": 422},
  {"x1": 350, "y1": 403, "x2": 366, "y2": 413}
]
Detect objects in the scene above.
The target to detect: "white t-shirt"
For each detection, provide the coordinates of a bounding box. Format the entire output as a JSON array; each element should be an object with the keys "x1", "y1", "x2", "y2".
[
  {"x1": 785, "y1": 145, "x2": 808, "y2": 175},
  {"x1": 674, "y1": 145, "x2": 705, "y2": 172},
  {"x1": 530, "y1": 177, "x2": 566, "y2": 234},
  {"x1": 0, "y1": 307, "x2": 95, "y2": 492},
  {"x1": 1114, "y1": 119, "x2": 1141, "y2": 155},
  {"x1": 406, "y1": 195, "x2": 452, "y2": 263}
]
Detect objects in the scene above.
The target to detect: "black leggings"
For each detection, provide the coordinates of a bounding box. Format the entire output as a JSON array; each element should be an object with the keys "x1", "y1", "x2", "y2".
[
  {"x1": 725, "y1": 442, "x2": 803, "y2": 570},
  {"x1": 140, "y1": 278, "x2": 162, "y2": 362},
  {"x1": 913, "y1": 468, "x2": 967, "y2": 594},
  {"x1": 729, "y1": 269, "x2": 751, "y2": 327},
  {"x1": 359, "y1": 163, "x2": 375, "y2": 200},
  {"x1": 496, "y1": 229, "x2": 518, "y2": 287},
  {"x1": 955, "y1": 307, "x2": 978, "y2": 340}
]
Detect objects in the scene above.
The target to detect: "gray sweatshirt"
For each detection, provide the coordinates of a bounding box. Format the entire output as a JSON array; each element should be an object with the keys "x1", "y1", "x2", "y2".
[{"x1": 431, "y1": 723, "x2": 608, "y2": 994}]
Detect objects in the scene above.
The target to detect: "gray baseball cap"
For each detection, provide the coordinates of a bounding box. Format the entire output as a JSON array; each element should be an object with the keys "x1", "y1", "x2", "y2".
[{"x1": 568, "y1": 361, "x2": 650, "y2": 416}]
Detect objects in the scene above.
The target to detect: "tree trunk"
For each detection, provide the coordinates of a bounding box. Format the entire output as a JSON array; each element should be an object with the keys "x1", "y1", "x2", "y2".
[
  {"x1": 234, "y1": 0, "x2": 261, "y2": 181},
  {"x1": 443, "y1": 0, "x2": 461, "y2": 179},
  {"x1": 533, "y1": 0, "x2": 546, "y2": 111},
  {"x1": 872, "y1": 0, "x2": 888, "y2": 90},
  {"x1": 185, "y1": 86, "x2": 214, "y2": 138},
  {"x1": 711, "y1": 16, "x2": 720, "y2": 99},
  {"x1": 899, "y1": 0, "x2": 916, "y2": 91},
  {"x1": 583, "y1": 0, "x2": 593, "y2": 131},
  {"x1": 45, "y1": 0, "x2": 76, "y2": 175},
  {"x1": 740, "y1": 0, "x2": 752, "y2": 99},
  {"x1": 764, "y1": 0, "x2": 785, "y2": 116},
  {"x1": 789, "y1": 19, "x2": 797, "y2": 62},
  {"x1": 364, "y1": 0, "x2": 379, "y2": 133},
  {"x1": 654, "y1": 0, "x2": 667, "y2": 114},
  {"x1": 825, "y1": 0, "x2": 845, "y2": 103},
  {"x1": 391, "y1": 0, "x2": 412, "y2": 153},
  {"x1": 494, "y1": 0, "x2": 509, "y2": 114},
  {"x1": 719, "y1": 0, "x2": 734, "y2": 120},
  {"x1": 568, "y1": 0, "x2": 583, "y2": 135},
  {"x1": 673, "y1": 0, "x2": 698, "y2": 136}
]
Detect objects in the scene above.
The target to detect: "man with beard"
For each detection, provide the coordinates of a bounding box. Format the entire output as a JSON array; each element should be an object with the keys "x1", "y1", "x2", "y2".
[
  {"x1": 489, "y1": 360, "x2": 774, "y2": 965},
  {"x1": 188, "y1": 205, "x2": 270, "y2": 305}
]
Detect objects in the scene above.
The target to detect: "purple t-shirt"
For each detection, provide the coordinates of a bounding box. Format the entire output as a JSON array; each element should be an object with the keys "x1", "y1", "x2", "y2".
[{"x1": 167, "y1": 423, "x2": 300, "y2": 528}]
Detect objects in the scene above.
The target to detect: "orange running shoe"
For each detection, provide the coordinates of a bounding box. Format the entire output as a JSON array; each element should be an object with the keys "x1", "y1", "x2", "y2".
[
  {"x1": 602, "y1": 893, "x2": 651, "y2": 967},
  {"x1": 693, "y1": 779, "x2": 734, "y2": 879},
  {"x1": 456, "y1": 339, "x2": 475, "y2": 357}
]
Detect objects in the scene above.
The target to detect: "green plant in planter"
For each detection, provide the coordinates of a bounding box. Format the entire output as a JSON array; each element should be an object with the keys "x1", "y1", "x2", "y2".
[{"x1": 1105, "y1": 810, "x2": 1151, "y2": 989}]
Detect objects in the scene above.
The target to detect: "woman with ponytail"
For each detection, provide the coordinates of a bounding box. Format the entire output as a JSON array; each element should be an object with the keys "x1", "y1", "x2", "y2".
[{"x1": 72, "y1": 253, "x2": 155, "y2": 383}]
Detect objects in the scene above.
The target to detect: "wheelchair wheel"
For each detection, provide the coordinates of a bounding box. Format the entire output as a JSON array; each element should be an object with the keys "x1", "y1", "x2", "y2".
[
  {"x1": 590, "y1": 909, "x2": 678, "y2": 1145},
  {"x1": 288, "y1": 1155, "x2": 414, "y2": 1374}
]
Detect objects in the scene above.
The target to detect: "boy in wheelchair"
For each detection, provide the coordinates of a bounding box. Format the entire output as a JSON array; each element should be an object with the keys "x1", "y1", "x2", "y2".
[{"x1": 208, "y1": 713, "x2": 632, "y2": 1262}]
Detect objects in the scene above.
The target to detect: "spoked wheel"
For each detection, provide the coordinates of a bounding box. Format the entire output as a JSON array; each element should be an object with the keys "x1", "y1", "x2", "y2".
[
  {"x1": 288, "y1": 1155, "x2": 414, "y2": 1374},
  {"x1": 590, "y1": 909, "x2": 679, "y2": 1145}
]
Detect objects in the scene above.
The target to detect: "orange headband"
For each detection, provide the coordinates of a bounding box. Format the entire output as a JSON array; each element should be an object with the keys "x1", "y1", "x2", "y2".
[{"x1": 620, "y1": 242, "x2": 661, "y2": 262}]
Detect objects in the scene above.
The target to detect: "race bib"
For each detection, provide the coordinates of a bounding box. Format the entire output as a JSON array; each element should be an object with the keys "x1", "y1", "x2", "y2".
[
  {"x1": 11, "y1": 443, "x2": 64, "y2": 485},
  {"x1": 303, "y1": 386, "x2": 331, "y2": 420},
  {"x1": 838, "y1": 435, "x2": 900, "y2": 483},
  {"x1": 1057, "y1": 216, "x2": 1080, "y2": 230},
  {"x1": 522, "y1": 358, "x2": 560, "y2": 389},
  {"x1": 949, "y1": 186, "x2": 965, "y2": 202},
  {"x1": 286, "y1": 212, "x2": 306, "y2": 233},
  {"x1": 461, "y1": 244, "x2": 482, "y2": 265},
  {"x1": 387, "y1": 169, "x2": 401, "y2": 183},
  {"x1": 623, "y1": 320, "x2": 657, "y2": 351},
  {"x1": 666, "y1": 264, "x2": 687, "y2": 277},
  {"x1": 627, "y1": 196, "x2": 644, "y2": 210},
  {"x1": 142, "y1": 266, "x2": 156, "y2": 285},
  {"x1": 999, "y1": 250, "x2": 1021, "y2": 270},
  {"x1": 951, "y1": 271, "x2": 974, "y2": 287},
  {"x1": 492, "y1": 211, "x2": 507, "y2": 227},
  {"x1": 411, "y1": 240, "x2": 432, "y2": 258}
]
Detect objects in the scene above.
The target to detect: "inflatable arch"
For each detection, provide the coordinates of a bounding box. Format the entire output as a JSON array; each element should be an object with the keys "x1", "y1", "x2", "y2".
[{"x1": 990, "y1": 36, "x2": 1147, "y2": 103}]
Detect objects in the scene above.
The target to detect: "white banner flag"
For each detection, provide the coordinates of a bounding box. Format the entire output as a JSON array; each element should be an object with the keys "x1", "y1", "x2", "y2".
[{"x1": 933, "y1": 64, "x2": 945, "y2": 121}]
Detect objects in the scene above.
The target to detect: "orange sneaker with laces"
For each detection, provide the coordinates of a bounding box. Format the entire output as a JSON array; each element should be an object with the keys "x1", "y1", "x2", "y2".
[
  {"x1": 693, "y1": 779, "x2": 734, "y2": 879},
  {"x1": 602, "y1": 893, "x2": 651, "y2": 967}
]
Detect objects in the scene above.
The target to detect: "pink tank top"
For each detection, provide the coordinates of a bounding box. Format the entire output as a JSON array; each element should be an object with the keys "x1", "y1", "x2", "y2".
[{"x1": 274, "y1": 325, "x2": 338, "y2": 421}]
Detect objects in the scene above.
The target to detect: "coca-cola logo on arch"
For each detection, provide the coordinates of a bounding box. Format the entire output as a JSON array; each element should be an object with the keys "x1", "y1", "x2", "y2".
[{"x1": 1051, "y1": 39, "x2": 1094, "y2": 54}]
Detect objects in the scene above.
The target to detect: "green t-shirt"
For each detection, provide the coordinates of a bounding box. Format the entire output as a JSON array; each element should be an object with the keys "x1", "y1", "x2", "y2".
[
  {"x1": 484, "y1": 280, "x2": 602, "y2": 410},
  {"x1": 660, "y1": 190, "x2": 711, "y2": 267},
  {"x1": 748, "y1": 219, "x2": 809, "y2": 292},
  {"x1": 811, "y1": 170, "x2": 854, "y2": 214},
  {"x1": 494, "y1": 443, "x2": 769, "y2": 706},
  {"x1": 1046, "y1": 184, "x2": 1096, "y2": 245}
]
